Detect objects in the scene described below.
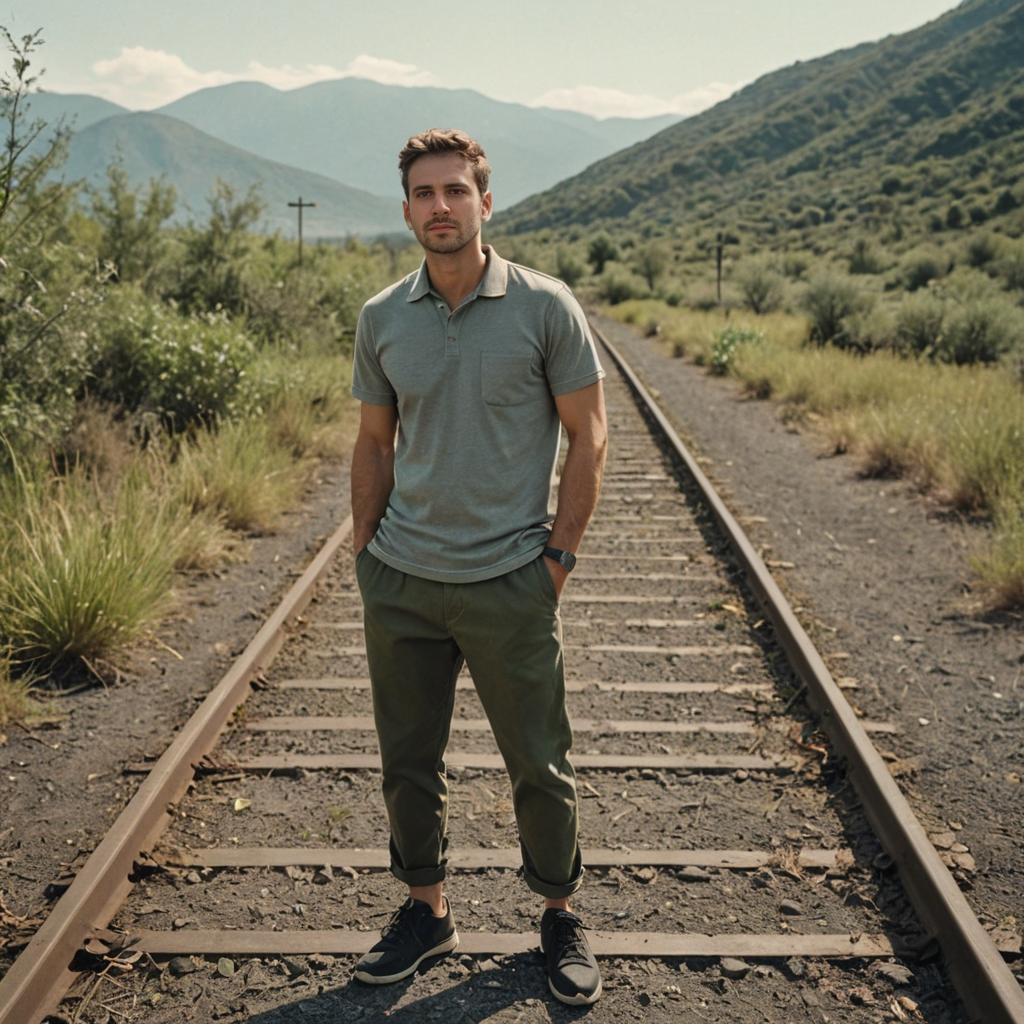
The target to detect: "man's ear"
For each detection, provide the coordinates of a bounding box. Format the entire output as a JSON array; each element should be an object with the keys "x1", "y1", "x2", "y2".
[
  {"x1": 402, "y1": 199, "x2": 412, "y2": 229},
  {"x1": 481, "y1": 190, "x2": 493, "y2": 221}
]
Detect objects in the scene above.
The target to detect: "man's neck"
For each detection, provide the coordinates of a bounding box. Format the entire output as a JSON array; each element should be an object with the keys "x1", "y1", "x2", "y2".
[{"x1": 424, "y1": 243, "x2": 488, "y2": 310}]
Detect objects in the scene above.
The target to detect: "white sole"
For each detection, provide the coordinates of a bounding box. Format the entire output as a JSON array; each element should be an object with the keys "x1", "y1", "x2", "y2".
[
  {"x1": 549, "y1": 974, "x2": 603, "y2": 1005},
  {"x1": 353, "y1": 930, "x2": 459, "y2": 985}
]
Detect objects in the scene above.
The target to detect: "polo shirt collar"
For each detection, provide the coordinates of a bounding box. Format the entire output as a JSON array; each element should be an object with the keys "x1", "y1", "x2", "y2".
[{"x1": 406, "y1": 245, "x2": 509, "y2": 303}]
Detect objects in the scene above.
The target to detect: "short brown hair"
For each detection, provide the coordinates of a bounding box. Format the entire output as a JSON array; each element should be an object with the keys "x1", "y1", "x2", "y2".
[{"x1": 398, "y1": 128, "x2": 491, "y2": 198}]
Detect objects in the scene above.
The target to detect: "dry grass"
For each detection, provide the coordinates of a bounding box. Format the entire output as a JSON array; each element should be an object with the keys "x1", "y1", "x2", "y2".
[{"x1": 606, "y1": 301, "x2": 1024, "y2": 609}]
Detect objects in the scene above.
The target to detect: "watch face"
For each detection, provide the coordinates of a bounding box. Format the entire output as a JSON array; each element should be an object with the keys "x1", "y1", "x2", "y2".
[{"x1": 561, "y1": 551, "x2": 577, "y2": 572}]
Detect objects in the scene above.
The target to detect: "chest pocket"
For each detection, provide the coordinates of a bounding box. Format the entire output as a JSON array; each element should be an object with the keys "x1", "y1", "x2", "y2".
[{"x1": 481, "y1": 353, "x2": 545, "y2": 407}]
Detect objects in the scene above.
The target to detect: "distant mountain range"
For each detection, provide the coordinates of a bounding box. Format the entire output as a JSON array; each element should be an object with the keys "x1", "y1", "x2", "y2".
[
  {"x1": 496, "y1": 0, "x2": 1024, "y2": 247},
  {"x1": 26, "y1": 84, "x2": 679, "y2": 237}
]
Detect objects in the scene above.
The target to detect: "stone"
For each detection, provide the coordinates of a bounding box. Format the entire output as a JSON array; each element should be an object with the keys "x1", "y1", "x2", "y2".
[{"x1": 720, "y1": 957, "x2": 750, "y2": 979}]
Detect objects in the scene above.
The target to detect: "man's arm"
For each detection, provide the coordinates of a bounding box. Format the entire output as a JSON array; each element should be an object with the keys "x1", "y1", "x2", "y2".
[
  {"x1": 545, "y1": 380, "x2": 608, "y2": 595},
  {"x1": 350, "y1": 402, "x2": 399, "y2": 556}
]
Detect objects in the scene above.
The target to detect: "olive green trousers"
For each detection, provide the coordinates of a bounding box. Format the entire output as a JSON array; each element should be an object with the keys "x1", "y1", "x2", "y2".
[{"x1": 355, "y1": 547, "x2": 583, "y2": 899}]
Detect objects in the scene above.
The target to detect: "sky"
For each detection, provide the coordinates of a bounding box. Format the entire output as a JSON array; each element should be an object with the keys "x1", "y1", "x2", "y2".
[{"x1": 6, "y1": 0, "x2": 962, "y2": 119}]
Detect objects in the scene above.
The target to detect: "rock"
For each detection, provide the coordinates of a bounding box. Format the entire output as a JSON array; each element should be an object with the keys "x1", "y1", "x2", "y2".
[
  {"x1": 754, "y1": 965, "x2": 775, "y2": 979},
  {"x1": 874, "y1": 962, "x2": 913, "y2": 985},
  {"x1": 929, "y1": 831, "x2": 956, "y2": 850},
  {"x1": 849, "y1": 986, "x2": 875, "y2": 1005},
  {"x1": 477, "y1": 958, "x2": 500, "y2": 973},
  {"x1": 733, "y1": 769, "x2": 749, "y2": 782},
  {"x1": 720, "y1": 957, "x2": 750, "y2": 979},
  {"x1": 168, "y1": 956, "x2": 197, "y2": 976},
  {"x1": 634, "y1": 866, "x2": 658, "y2": 884},
  {"x1": 780, "y1": 899, "x2": 803, "y2": 916},
  {"x1": 679, "y1": 865, "x2": 711, "y2": 882},
  {"x1": 785, "y1": 957, "x2": 806, "y2": 978}
]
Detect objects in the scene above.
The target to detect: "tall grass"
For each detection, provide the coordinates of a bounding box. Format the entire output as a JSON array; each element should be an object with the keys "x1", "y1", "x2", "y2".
[
  {"x1": 0, "y1": 347, "x2": 358, "y2": 694},
  {"x1": 175, "y1": 420, "x2": 310, "y2": 532},
  {"x1": 607, "y1": 301, "x2": 1024, "y2": 610},
  {"x1": 0, "y1": 456, "x2": 192, "y2": 667}
]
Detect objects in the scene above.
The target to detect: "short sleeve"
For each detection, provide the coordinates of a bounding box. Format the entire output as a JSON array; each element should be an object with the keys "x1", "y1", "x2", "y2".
[
  {"x1": 543, "y1": 287, "x2": 606, "y2": 397},
  {"x1": 350, "y1": 305, "x2": 397, "y2": 406}
]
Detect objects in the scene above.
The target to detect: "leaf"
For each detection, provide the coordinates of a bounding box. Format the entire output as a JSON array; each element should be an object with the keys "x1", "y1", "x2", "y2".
[
  {"x1": 217, "y1": 957, "x2": 235, "y2": 977},
  {"x1": 232, "y1": 798, "x2": 251, "y2": 813}
]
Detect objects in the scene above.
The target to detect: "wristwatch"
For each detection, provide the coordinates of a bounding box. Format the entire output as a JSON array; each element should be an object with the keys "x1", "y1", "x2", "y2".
[{"x1": 543, "y1": 546, "x2": 576, "y2": 572}]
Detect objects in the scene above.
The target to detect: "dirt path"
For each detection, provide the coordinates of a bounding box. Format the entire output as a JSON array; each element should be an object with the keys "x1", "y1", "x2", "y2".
[{"x1": 592, "y1": 311, "x2": 1023, "y2": 959}]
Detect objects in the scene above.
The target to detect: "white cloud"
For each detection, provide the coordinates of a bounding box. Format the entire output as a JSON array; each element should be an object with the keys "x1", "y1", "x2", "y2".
[
  {"x1": 51, "y1": 47, "x2": 439, "y2": 110},
  {"x1": 530, "y1": 81, "x2": 742, "y2": 120}
]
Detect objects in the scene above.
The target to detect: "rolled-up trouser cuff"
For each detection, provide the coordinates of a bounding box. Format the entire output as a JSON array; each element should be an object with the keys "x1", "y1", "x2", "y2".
[
  {"x1": 522, "y1": 845, "x2": 585, "y2": 899},
  {"x1": 390, "y1": 861, "x2": 447, "y2": 887}
]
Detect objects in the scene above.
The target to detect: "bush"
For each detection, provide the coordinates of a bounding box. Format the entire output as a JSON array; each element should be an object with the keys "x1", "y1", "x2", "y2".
[
  {"x1": 554, "y1": 248, "x2": 586, "y2": 288},
  {"x1": 997, "y1": 239, "x2": 1024, "y2": 291},
  {"x1": 86, "y1": 288, "x2": 259, "y2": 431},
  {"x1": 936, "y1": 298, "x2": 1024, "y2": 365},
  {"x1": 964, "y1": 233, "x2": 1002, "y2": 269},
  {"x1": 711, "y1": 326, "x2": 764, "y2": 375},
  {"x1": 848, "y1": 238, "x2": 888, "y2": 275},
  {"x1": 894, "y1": 292, "x2": 946, "y2": 356},
  {"x1": 596, "y1": 263, "x2": 646, "y2": 305},
  {"x1": 587, "y1": 234, "x2": 619, "y2": 275},
  {"x1": 900, "y1": 246, "x2": 950, "y2": 291},
  {"x1": 801, "y1": 271, "x2": 862, "y2": 347},
  {"x1": 735, "y1": 258, "x2": 784, "y2": 314}
]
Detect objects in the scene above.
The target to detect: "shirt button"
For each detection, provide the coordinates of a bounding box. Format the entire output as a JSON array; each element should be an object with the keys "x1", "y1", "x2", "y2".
[{"x1": 448, "y1": 336, "x2": 455, "y2": 341}]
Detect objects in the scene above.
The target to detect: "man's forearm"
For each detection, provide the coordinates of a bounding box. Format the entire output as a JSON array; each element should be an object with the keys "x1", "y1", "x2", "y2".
[
  {"x1": 547, "y1": 433, "x2": 607, "y2": 553},
  {"x1": 351, "y1": 437, "x2": 395, "y2": 553}
]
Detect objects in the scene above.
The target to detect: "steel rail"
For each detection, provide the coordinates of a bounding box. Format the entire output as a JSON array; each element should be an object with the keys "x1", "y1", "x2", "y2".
[
  {"x1": 592, "y1": 322, "x2": 1024, "y2": 1023},
  {"x1": 0, "y1": 516, "x2": 354, "y2": 1024}
]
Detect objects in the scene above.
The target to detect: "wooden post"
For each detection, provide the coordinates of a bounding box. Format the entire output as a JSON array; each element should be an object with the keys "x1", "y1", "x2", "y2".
[{"x1": 288, "y1": 196, "x2": 316, "y2": 266}]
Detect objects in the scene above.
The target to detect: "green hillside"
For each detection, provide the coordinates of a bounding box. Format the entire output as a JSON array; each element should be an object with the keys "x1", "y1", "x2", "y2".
[
  {"x1": 497, "y1": 0, "x2": 1024, "y2": 246},
  {"x1": 59, "y1": 112, "x2": 403, "y2": 237}
]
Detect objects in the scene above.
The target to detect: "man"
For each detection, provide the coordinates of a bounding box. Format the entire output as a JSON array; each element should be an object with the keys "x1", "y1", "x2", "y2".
[{"x1": 349, "y1": 128, "x2": 608, "y2": 1006}]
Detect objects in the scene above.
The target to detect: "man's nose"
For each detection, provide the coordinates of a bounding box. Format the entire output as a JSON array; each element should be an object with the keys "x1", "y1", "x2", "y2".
[{"x1": 431, "y1": 193, "x2": 451, "y2": 214}]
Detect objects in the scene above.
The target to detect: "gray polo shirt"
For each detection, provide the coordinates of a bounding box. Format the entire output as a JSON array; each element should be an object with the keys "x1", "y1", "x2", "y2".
[{"x1": 351, "y1": 245, "x2": 605, "y2": 583}]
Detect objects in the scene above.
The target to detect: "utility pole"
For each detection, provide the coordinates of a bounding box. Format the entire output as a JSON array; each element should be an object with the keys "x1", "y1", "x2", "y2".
[
  {"x1": 715, "y1": 231, "x2": 726, "y2": 306},
  {"x1": 288, "y1": 196, "x2": 316, "y2": 266}
]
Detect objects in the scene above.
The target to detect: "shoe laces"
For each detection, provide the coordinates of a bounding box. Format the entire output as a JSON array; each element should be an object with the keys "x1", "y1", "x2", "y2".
[
  {"x1": 380, "y1": 899, "x2": 419, "y2": 940},
  {"x1": 550, "y1": 912, "x2": 591, "y2": 964}
]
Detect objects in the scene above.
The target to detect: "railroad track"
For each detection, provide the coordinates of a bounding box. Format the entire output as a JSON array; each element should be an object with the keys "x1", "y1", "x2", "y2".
[{"x1": 1, "y1": 326, "x2": 1021, "y2": 1023}]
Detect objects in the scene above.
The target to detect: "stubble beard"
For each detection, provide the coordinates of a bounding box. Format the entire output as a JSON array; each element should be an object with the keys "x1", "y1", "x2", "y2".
[{"x1": 416, "y1": 215, "x2": 481, "y2": 255}]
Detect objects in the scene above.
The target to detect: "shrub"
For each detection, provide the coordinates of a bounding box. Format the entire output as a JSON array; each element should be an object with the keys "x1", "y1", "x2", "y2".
[
  {"x1": 997, "y1": 239, "x2": 1024, "y2": 291},
  {"x1": 801, "y1": 271, "x2": 862, "y2": 347},
  {"x1": 86, "y1": 287, "x2": 259, "y2": 431},
  {"x1": 964, "y1": 233, "x2": 1002, "y2": 269},
  {"x1": 711, "y1": 326, "x2": 764, "y2": 375},
  {"x1": 936, "y1": 298, "x2": 1024, "y2": 365},
  {"x1": 587, "y1": 234, "x2": 618, "y2": 275},
  {"x1": 894, "y1": 292, "x2": 946, "y2": 356},
  {"x1": 848, "y1": 238, "x2": 888, "y2": 275},
  {"x1": 900, "y1": 246, "x2": 950, "y2": 291},
  {"x1": 597, "y1": 263, "x2": 646, "y2": 305},
  {"x1": 554, "y1": 248, "x2": 586, "y2": 288},
  {"x1": 633, "y1": 241, "x2": 670, "y2": 291},
  {"x1": 735, "y1": 258, "x2": 784, "y2": 314}
]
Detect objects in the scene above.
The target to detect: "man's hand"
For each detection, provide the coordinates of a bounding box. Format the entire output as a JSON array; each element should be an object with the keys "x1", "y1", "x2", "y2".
[
  {"x1": 351, "y1": 402, "x2": 398, "y2": 565},
  {"x1": 544, "y1": 556, "x2": 570, "y2": 599}
]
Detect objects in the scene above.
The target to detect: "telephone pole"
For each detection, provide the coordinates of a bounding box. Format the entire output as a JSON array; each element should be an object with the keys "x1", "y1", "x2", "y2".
[{"x1": 288, "y1": 196, "x2": 316, "y2": 266}]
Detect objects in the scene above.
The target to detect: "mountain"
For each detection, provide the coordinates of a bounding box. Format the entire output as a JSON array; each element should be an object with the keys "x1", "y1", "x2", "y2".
[
  {"x1": 58, "y1": 112, "x2": 403, "y2": 237},
  {"x1": 24, "y1": 91, "x2": 127, "y2": 133},
  {"x1": 495, "y1": 0, "x2": 1024, "y2": 244},
  {"x1": 155, "y1": 79, "x2": 679, "y2": 207}
]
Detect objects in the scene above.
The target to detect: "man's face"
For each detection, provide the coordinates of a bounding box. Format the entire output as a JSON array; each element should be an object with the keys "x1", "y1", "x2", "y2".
[{"x1": 403, "y1": 153, "x2": 493, "y2": 255}]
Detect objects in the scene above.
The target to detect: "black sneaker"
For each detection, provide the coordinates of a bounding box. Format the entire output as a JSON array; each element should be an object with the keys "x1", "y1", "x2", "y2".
[
  {"x1": 353, "y1": 896, "x2": 459, "y2": 984},
  {"x1": 540, "y1": 908, "x2": 602, "y2": 1005}
]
